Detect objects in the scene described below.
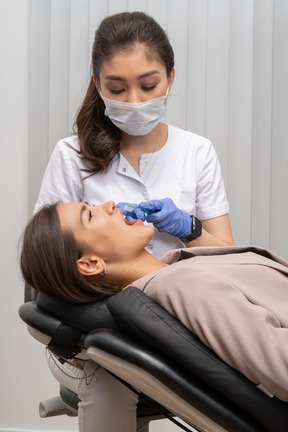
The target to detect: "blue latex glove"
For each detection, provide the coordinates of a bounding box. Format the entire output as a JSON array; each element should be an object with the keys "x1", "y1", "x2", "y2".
[
  {"x1": 116, "y1": 202, "x2": 146, "y2": 222},
  {"x1": 139, "y1": 198, "x2": 191, "y2": 238}
]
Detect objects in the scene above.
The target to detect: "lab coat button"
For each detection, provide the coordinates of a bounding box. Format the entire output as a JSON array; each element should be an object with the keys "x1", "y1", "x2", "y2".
[{"x1": 122, "y1": 167, "x2": 127, "y2": 172}]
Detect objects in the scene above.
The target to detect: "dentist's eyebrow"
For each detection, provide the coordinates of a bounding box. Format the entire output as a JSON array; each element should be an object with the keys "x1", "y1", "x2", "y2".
[
  {"x1": 80, "y1": 204, "x2": 87, "y2": 225},
  {"x1": 104, "y1": 75, "x2": 125, "y2": 82},
  {"x1": 138, "y1": 70, "x2": 160, "y2": 79},
  {"x1": 104, "y1": 70, "x2": 160, "y2": 82}
]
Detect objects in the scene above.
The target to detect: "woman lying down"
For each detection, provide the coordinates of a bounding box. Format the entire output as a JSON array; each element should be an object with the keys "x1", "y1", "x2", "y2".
[{"x1": 20, "y1": 200, "x2": 288, "y2": 402}]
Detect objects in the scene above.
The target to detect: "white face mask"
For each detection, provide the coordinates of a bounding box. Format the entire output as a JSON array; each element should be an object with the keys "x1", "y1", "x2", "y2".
[{"x1": 101, "y1": 89, "x2": 169, "y2": 136}]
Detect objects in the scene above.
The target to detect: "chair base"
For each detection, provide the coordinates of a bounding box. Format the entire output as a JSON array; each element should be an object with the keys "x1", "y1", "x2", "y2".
[{"x1": 39, "y1": 395, "x2": 77, "y2": 418}]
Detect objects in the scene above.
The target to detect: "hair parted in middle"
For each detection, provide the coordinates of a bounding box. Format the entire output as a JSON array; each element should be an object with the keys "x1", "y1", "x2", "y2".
[{"x1": 74, "y1": 11, "x2": 174, "y2": 176}]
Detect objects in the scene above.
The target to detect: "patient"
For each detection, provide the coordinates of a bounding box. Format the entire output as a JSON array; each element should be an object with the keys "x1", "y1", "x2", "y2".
[{"x1": 21, "y1": 200, "x2": 288, "y2": 402}]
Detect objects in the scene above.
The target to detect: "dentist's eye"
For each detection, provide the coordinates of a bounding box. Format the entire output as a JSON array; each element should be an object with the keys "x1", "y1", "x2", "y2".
[
  {"x1": 142, "y1": 84, "x2": 157, "y2": 91},
  {"x1": 109, "y1": 88, "x2": 125, "y2": 95}
]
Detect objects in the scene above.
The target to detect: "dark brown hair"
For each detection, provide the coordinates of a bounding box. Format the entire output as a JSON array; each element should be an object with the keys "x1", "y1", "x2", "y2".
[
  {"x1": 20, "y1": 204, "x2": 122, "y2": 303},
  {"x1": 74, "y1": 11, "x2": 174, "y2": 175}
]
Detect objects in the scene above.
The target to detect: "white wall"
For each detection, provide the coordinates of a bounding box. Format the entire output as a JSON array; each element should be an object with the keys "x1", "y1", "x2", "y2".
[
  {"x1": 0, "y1": 1, "x2": 78, "y2": 432},
  {"x1": 1, "y1": 1, "x2": 288, "y2": 432}
]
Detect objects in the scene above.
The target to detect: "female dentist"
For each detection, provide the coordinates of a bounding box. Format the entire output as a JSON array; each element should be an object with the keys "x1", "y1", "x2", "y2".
[{"x1": 33, "y1": 11, "x2": 233, "y2": 432}]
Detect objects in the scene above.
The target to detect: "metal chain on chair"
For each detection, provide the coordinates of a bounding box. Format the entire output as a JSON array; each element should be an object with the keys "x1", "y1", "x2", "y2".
[{"x1": 47, "y1": 348, "x2": 100, "y2": 385}]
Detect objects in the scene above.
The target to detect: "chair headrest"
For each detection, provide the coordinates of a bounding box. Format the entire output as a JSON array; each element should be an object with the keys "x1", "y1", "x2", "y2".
[{"x1": 37, "y1": 293, "x2": 117, "y2": 333}]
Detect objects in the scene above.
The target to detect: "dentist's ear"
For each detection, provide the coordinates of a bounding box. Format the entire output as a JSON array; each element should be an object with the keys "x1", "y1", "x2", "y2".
[
  {"x1": 92, "y1": 75, "x2": 101, "y2": 95},
  {"x1": 77, "y1": 256, "x2": 105, "y2": 277},
  {"x1": 168, "y1": 67, "x2": 175, "y2": 91}
]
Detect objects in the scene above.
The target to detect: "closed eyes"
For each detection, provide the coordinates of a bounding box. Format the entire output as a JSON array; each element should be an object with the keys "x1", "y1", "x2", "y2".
[{"x1": 109, "y1": 84, "x2": 158, "y2": 95}]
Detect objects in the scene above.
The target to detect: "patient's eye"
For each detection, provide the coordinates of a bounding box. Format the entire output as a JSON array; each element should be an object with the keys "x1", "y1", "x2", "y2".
[{"x1": 88, "y1": 210, "x2": 93, "y2": 222}]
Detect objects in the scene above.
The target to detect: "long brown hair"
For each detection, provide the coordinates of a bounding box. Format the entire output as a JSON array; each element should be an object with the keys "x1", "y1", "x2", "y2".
[
  {"x1": 74, "y1": 11, "x2": 175, "y2": 175},
  {"x1": 20, "y1": 204, "x2": 122, "y2": 303}
]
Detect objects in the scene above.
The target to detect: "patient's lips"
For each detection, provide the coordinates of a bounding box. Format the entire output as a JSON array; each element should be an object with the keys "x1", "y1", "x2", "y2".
[
  {"x1": 119, "y1": 209, "x2": 144, "y2": 227},
  {"x1": 124, "y1": 218, "x2": 143, "y2": 226}
]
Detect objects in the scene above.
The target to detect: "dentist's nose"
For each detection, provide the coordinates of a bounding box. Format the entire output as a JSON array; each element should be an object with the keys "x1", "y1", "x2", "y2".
[{"x1": 127, "y1": 89, "x2": 141, "y2": 104}]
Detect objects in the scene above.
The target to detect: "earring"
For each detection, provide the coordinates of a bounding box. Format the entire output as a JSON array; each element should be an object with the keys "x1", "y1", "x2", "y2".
[{"x1": 100, "y1": 267, "x2": 108, "y2": 277}]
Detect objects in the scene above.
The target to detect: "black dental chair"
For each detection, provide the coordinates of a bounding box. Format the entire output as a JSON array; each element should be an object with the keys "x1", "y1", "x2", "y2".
[
  {"x1": 19, "y1": 284, "x2": 288, "y2": 432},
  {"x1": 20, "y1": 284, "x2": 168, "y2": 432}
]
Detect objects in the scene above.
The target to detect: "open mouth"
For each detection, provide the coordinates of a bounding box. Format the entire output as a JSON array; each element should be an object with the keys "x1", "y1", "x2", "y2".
[
  {"x1": 123, "y1": 216, "x2": 143, "y2": 226},
  {"x1": 119, "y1": 208, "x2": 144, "y2": 227}
]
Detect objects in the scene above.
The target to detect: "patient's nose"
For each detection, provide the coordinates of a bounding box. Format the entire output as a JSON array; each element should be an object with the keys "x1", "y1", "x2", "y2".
[{"x1": 104, "y1": 200, "x2": 116, "y2": 214}]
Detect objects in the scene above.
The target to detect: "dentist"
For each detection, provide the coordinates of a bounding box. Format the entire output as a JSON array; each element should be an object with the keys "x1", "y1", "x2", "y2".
[{"x1": 33, "y1": 11, "x2": 233, "y2": 432}]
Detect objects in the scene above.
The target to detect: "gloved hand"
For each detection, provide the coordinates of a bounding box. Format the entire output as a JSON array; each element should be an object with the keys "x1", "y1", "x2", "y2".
[
  {"x1": 139, "y1": 198, "x2": 191, "y2": 238},
  {"x1": 116, "y1": 202, "x2": 146, "y2": 222}
]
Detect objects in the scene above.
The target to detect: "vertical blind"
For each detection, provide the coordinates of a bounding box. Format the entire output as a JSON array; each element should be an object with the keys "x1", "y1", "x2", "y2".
[{"x1": 29, "y1": 0, "x2": 288, "y2": 259}]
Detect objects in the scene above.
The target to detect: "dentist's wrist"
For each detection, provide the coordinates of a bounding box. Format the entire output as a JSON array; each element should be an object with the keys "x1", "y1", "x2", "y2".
[{"x1": 180, "y1": 215, "x2": 202, "y2": 243}]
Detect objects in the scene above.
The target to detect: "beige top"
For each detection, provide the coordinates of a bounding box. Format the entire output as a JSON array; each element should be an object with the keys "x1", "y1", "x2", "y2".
[{"x1": 131, "y1": 245, "x2": 288, "y2": 401}]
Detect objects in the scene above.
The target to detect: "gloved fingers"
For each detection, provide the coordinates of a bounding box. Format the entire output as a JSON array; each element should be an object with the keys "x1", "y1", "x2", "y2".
[
  {"x1": 145, "y1": 211, "x2": 165, "y2": 224},
  {"x1": 144, "y1": 198, "x2": 191, "y2": 237},
  {"x1": 116, "y1": 202, "x2": 129, "y2": 216},
  {"x1": 131, "y1": 207, "x2": 146, "y2": 221},
  {"x1": 143, "y1": 198, "x2": 173, "y2": 224},
  {"x1": 139, "y1": 200, "x2": 164, "y2": 212},
  {"x1": 116, "y1": 202, "x2": 146, "y2": 221},
  {"x1": 125, "y1": 213, "x2": 138, "y2": 222},
  {"x1": 147, "y1": 218, "x2": 167, "y2": 231}
]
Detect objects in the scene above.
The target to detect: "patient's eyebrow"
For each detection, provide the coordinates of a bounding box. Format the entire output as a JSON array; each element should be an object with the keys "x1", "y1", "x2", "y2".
[{"x1": 80, "y1": 204, "x2": 87, "y2": 225}]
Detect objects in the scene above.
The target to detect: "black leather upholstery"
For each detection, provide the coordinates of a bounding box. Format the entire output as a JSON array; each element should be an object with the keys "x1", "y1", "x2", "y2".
[
  {"x1": 18, "y1": 288, "x2": 170, "y2": 423},
  {"x1": 85, "y1": 329, "x2": 263, "y2": 432},
  {"x1": 105, "y1": 287, "x2": 288, "y2": 432},
  {"x1": 19, "y1": 285, "x2": 288, "y2": 432},
  {"x1": 37, "y1": 293, "x2": 117, "y2": 331}
]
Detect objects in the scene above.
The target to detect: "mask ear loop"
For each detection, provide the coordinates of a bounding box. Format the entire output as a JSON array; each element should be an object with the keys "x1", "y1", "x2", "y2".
[
  {"x1": 164, "y1": 86, "x2": 170, "y2": 103},
  {"x1": 165, "y1": 71, "x2": 174, "y2": 100}
]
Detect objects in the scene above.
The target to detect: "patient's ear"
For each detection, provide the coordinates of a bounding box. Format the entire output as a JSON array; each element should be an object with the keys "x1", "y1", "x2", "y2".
[{"x1": 77, "y1": 256, "x2": 105, "y2": 277}]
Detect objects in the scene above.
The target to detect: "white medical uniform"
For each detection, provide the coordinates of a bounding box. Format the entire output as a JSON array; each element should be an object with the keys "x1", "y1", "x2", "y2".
[
  {"x1": 35, "y1": 123, "x2": 230, "y2": 432},
  {"x1": 35, "y1": 123, "x2": 229, "y2": 258}
]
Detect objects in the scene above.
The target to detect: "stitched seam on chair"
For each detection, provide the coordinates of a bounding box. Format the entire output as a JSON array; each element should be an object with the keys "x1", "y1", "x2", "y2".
[
  {"x1": 130, "y1": 289, "x2": 248, "y2": 377},
  {"x1": 130, "y1": 289, "x2": 288, "y2": 416}
]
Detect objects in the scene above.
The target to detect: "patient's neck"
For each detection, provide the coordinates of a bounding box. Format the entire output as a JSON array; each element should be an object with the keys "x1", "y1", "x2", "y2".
[{"x1": 109, "y1": 251, "x2": 168, "y2": 287}]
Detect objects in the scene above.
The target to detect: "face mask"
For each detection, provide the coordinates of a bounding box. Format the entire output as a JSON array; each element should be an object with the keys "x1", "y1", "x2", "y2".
[{"x1": 101, "y1": 90, "x2": 169, "y2": 136}]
